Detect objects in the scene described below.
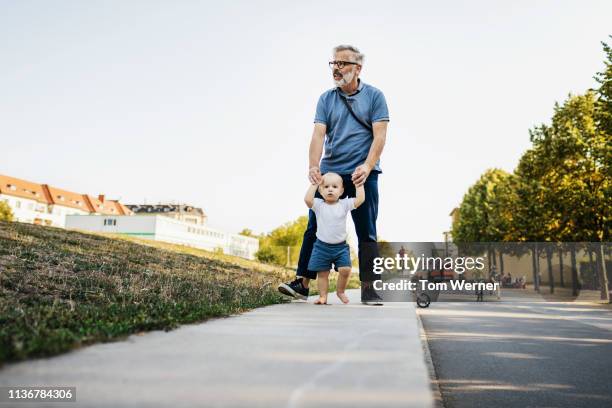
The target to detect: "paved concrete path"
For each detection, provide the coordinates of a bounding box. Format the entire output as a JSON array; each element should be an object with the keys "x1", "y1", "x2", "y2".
[
  {"x1": 419, "y1": 292, "x2": 612, "y2": 408},
  {"x1": 0, "y1": 290, "x2": 432, "y2": 408}
]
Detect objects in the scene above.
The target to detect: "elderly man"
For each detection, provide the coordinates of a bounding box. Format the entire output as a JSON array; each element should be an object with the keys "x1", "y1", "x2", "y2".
[{"x1": 278, "y1": 45, "x2": 389, "y2": 305}]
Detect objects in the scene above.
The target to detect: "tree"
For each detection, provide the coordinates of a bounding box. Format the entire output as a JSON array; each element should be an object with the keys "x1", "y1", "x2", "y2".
[
  {"x1": 452, "y1": 38, "x2": 612, "y2": 299},
  {"x1": 238, "y1": 228, "x2": 256, "y2": 237},
  {"x1": 451, "y1": 169, "x2": 516, "y2": 276},
  {"x1": 452, "y1": 169, "x2": 514, "y2": 243},
  {"x1": 255, "y1": 216, "x2": 309, "y2": 266},
  {"x1": 515, "y1": 92, "x2": 610, "y2": 298},
  {"x1": 594, "y1": 37, "x2": 612, "y2": 143},
  {"x1": 0, "y1": 202, "x2": 13, "y2": 222},
  {"x1": 593, "y1": 37, "x2": 612, "y2": 300}
]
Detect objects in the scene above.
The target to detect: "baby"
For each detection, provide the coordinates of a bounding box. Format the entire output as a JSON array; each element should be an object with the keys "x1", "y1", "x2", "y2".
[{"x1": 304, "y1": 172, "x2": 365, "y2": 304}]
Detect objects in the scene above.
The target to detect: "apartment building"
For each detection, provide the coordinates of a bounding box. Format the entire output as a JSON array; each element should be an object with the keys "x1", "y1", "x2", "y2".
[
  {"x1": 0, "y1": 174, "x2": 131, "y2": 227},
  {"x1": 1, "y1": 174, "x2": 258, "y2": 259}
]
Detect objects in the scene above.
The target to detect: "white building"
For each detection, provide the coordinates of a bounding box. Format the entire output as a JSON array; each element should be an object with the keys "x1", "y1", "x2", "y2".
[
  {"x1": 1, "y1": 173, "x2": 257, "y2": 260},
  {"x1": 65, "y1": 214, "x2": 259, "y2": 260},
  {"x1": 0, "y1": 174, "x2": 131, "y2": 227}
]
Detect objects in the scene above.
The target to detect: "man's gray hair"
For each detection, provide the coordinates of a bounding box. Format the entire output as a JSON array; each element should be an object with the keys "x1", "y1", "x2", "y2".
[{"x1": 333, "y1": 45, "x2": 364, "y2": 65}]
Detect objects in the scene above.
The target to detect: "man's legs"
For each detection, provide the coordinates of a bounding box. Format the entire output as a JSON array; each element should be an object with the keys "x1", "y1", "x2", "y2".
[
  {"x1": 295, "y1": 209, "x2": 318, "y2": 286},
  {"x1": 278, "y1": 208, "x2": 318, "y2": 299},
  {"x1": 348, "y1": 172, "x2": 383, "y2": 304}
]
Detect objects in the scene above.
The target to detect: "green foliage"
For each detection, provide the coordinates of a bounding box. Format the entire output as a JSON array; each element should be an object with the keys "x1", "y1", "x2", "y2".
[
  {"x1": 254, "y1": 246, "x2": 278, "y2": 264},
  {"x1": 255, "y1": 216, "x2": 308, "y2": 266},
  {"x1": 0, "y1": 201, "x2": 13, "y2": 222},
  {"x1": 238, "y1": 228, "x2": 256, "y2": 237},
  {"x1": 594, "y1": 36, "x2": 612, "y2": 138},
  {"x1": 516, "y1": 92, "x2": 610, "y2": 241},
  {"x1": 452, "y1": 169, "x2": 514, "y2": 242}
]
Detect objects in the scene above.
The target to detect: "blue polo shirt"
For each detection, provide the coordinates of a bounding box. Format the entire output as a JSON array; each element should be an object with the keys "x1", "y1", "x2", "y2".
[{"x1": 314, "y1": 80, "x2": 389, "y2": 174}]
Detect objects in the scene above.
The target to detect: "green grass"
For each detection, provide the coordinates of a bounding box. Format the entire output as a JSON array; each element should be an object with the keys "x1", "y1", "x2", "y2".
[{"x1": 0, "y1": 221, "x2": 296, "y2": 365}]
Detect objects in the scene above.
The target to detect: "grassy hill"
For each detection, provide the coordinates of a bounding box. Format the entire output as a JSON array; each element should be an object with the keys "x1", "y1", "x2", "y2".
[{"x1": 0, "y1": 221, "x2": 294, "y2": 365}]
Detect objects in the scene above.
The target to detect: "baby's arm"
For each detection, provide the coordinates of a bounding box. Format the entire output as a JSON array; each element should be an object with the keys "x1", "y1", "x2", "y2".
[
  {"x1": 304, "y1": 183, "x2": 319, "y2": 208},
  {"x1": 354, "y1": 184, "x2": 365, "y2": 208}
]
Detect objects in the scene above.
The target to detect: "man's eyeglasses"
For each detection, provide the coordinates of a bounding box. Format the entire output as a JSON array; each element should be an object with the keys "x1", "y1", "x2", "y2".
[{"x1": 328, "y1": 60, "x2": 359, "y2": 69}]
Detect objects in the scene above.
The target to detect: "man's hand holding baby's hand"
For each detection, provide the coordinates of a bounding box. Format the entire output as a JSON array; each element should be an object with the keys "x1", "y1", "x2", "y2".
[
  {"x1": 309, "y1": 166, "x2": 322, "y2": 185},
  {"x1": 352, "y1": 163, "x2": 371, "y2": 187}
]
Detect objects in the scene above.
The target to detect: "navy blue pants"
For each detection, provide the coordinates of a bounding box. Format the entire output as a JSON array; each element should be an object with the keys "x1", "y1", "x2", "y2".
[{"x1": 296, "y1": 172, "x2": 380, "y2": 282}]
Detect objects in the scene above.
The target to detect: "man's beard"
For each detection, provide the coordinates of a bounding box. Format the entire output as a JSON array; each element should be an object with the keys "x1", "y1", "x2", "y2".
[{"x1": 333, "y1": 69, "x2": 355, "y2": 88}]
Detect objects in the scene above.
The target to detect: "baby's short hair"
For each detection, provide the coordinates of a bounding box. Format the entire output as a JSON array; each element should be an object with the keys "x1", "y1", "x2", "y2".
[{"x1": 321, "y1": 172, "x2": 343, "y2": 186}]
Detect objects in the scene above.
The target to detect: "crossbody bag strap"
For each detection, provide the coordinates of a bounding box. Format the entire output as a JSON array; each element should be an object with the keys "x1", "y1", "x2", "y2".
[{"x1": 336, "y1": 89, "x2": 373, "y2": 132}]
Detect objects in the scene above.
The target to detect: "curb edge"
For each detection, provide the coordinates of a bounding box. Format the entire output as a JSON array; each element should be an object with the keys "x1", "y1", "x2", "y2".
[{"x1": 416, "y1": 309, "x2": 445, "y2": 408}]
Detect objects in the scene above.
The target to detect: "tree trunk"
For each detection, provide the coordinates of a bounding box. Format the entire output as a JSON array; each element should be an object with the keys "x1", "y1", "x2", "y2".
[
  {"x1": 546, "y1": 246, "x2": 554, "y2": 294},
  {"x1": 595, "y1": 243, "x2": 610, "y2": 302},
  {"x1": 571, "y1": 244, "x2": 578, "y2": 297},
  {"x1": 532, "y1": 244, "x2": 540, "y2": 292},
  {"x1": 588, "y1": 249, "x2": 595, "y2": 288},
  {"x1": 487, "y1": 246, "x2": 493, "y2": 277},
  {"x1": 558, "y1": 247, "x2": 565, "y2": 288},
  {"x1": 499, "y1": 249, "x2": 505, "y2": 274}
]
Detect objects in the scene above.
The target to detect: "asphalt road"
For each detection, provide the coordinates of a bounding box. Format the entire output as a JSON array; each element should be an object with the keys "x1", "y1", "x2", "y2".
[{"x1": 419, "y1": 290, "x2": 612, "y2": 408}]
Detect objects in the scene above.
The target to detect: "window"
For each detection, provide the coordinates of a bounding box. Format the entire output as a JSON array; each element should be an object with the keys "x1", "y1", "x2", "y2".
[
  {"x1": 103, "y1": 219, "x2": 117, "y2": 226},
  {"x1": 8, "y1": 184, "x2": 16, "y2": 191}
]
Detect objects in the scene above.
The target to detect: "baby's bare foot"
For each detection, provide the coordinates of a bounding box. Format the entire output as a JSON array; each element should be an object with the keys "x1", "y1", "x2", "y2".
[
  {"x1": 336, "y1": 292, "x2": 349, "y2": 304},
  {"x1": 314, "y1": 297, "x2": 328, "y2": 305}
]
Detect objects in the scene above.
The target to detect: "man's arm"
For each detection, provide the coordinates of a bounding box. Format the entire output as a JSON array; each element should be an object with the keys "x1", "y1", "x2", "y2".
[
  {"x1": 304, "y1": 183, "x2": 319, "y2": 208},
  {"x1": 354, "y1": 185, "x2": 365, "y2": 208},
  {"x1": 308, "y1": 123, "x2": 327, "y2": 184},
  {"x1": 351, "y1": 120, "x2": 388, "y2": 187}
]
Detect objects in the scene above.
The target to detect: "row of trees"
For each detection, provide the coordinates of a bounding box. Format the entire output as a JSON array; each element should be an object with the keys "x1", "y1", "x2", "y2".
[{"x1": 452, "y1": 39, "x2": 611, "y2": 300}]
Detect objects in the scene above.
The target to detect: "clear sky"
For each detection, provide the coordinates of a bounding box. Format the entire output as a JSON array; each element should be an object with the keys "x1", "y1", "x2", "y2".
[{"x1": 1, "y1": 1, "x2": 610, "y2": 242}]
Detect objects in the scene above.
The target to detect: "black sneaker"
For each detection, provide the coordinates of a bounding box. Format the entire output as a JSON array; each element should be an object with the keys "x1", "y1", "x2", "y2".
[
  {"x1": 278, "y1": 278, "x2": 309, "y2": 300},
  {"x1": 361, "y1": 285, "x2": 384, "y2": 305}
]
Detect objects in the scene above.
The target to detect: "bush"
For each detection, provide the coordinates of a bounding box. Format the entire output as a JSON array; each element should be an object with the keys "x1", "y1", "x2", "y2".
[{"x1": 0, "y1": 201, "x2": 13, "y2": 222}]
